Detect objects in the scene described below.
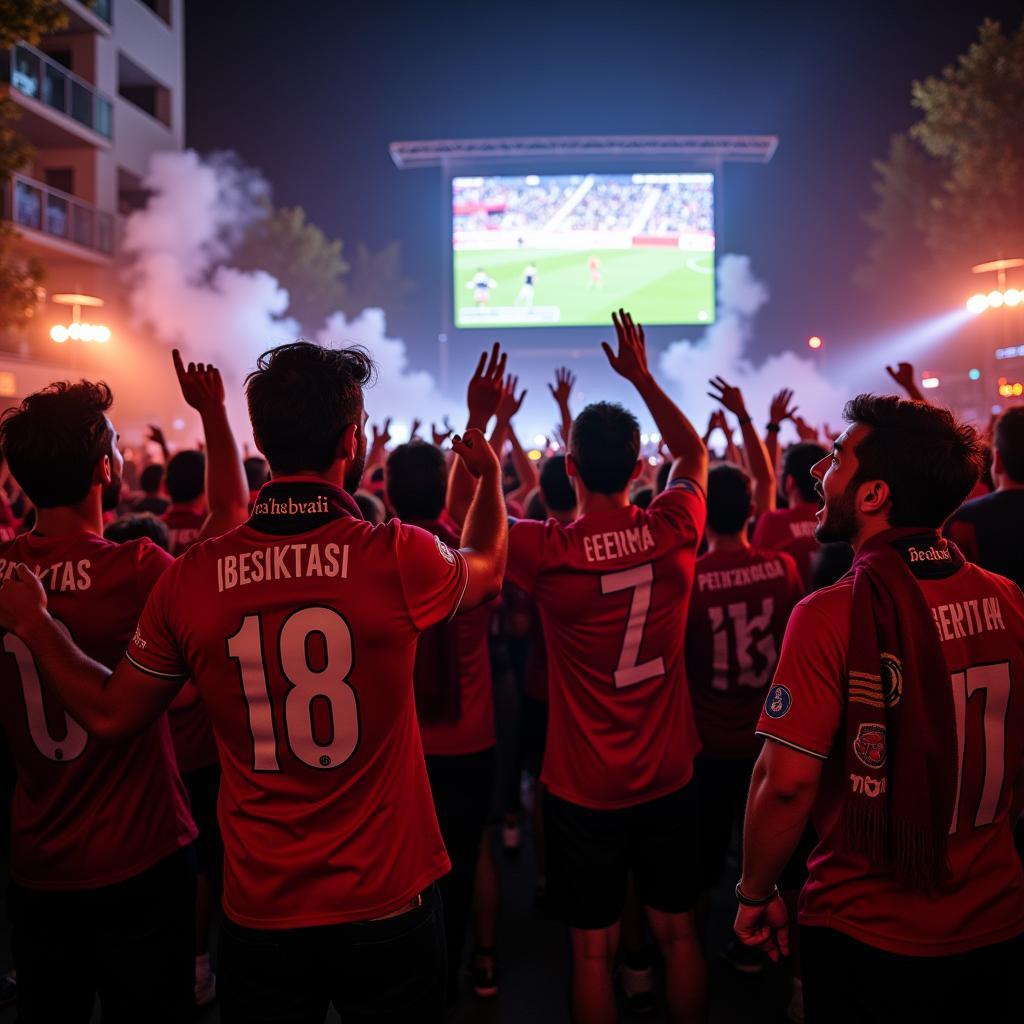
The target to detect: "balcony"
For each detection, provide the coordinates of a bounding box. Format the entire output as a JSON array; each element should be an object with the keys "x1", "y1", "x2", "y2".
[
  {"x1": 1, "y1": 43, "x2": 113, "y2": 143},
  {"x1": 2, "y1": 174, "x2": 115, "y2": 260}
]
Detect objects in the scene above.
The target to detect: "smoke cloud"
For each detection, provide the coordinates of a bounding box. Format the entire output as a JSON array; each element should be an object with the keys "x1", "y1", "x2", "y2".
[
  {"x1": 659, "y1": 254, "x2": 847, "y2": 445},
  {"x1": 122, "y1": 150, "x2": 452, "y2": 442}
]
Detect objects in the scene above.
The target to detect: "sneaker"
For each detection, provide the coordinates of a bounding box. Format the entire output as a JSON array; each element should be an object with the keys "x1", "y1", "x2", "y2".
[
  {"x1": 501, "y1": 822, "x2": 520, "y2": 857},
  {"x1": 721, "y1": 937, "x2": 763, "y2": 975},
  {"x1": 472, "y1": 952, "x2": 499, "y2": 998},
  {"x1": 0, "y1": 971, "x2": 15, "y2": 1009},
  {"x1": 619, "y1": 963, "x2": 656, "y2": 1015},
  {"x1": 195, "y1": 970, "x2": 217, "y2": 1007}
]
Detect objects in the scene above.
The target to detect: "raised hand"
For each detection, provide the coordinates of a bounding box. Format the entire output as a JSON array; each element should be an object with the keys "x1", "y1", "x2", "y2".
[
  {"x1": 410, "y1": 418, "x2": 422, "y2": 440},
  {"x1": 793, "y1": 415, "x2": 820, "y2": 443},
  {"x1": 601, "y1": 309, "x2": 651, "y2": 386},
  {"x1": 548, "y1": 366, "x2": 576, "y2": 407},
  {"x1": 467, "y1": 342, "x2": 508, "y2": 426},
  {"x1": 706, "y1": 409, "x2": 729, "y2": 436},
  {"x1": 885, "y1": 362, "x2": 917, "y2": 394},
  {"x1": 0, "y1": 563, "x2": 47, "y2": 635},
  {"x1": 432, "y1": 418, "x2": 453, "y2": 447},
  {"x1": 146, "y1": 424, "x2": 167, "y2": 449},
  {"x1": 769, "y1": 388, "x2": 798, "y2": 425},
  {"x1": 451, "y1": 428, "x2": 500, "y2": 479},
  {"x1": 496, "y1": 374, "x2": 527, "y2": 424},
  {"x1": 372, "y1": 417, "x2": 392, "y2": 446},
  {"x1": 708, "y1": 376, "x2": 749, "y2": 419},
  {"x1": 173, "y1": 349, "x2": 225, "y2": 416}
]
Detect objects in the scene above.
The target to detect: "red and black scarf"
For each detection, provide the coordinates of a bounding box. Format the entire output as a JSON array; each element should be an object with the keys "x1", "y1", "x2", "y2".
[{"x1": 842, "y1": 528, "x2": 962, "y2": 890}]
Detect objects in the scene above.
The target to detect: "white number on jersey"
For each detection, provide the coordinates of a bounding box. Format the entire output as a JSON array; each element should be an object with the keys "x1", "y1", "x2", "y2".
[
  {"x1": 227, "y1": 606, "x2": 360, "y2": 772},
  {"x1": 707, "y1": 598, "x2": 777, "y2": 691},
  {"x1": 601, "y1": 563, "x2": 665, "y2": 689},
  {"x1": 4, "y1": 628, "x2": 88, "y2": 763},
  {"x1": 949, "y1": 661, "x2": 1012, "y2": 834}
]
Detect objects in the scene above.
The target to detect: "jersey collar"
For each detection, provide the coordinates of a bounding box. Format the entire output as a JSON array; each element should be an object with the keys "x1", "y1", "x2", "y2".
[
  {"x1": 862, "y1": 527, "x2": 965, "y2": 580},
  {"x1": 248, "y1": 476, "x2": 363, "y2": 535}
]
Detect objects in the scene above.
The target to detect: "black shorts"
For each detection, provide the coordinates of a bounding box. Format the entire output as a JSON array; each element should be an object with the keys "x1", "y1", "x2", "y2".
[
  {"x1": 182, "y1": 762, "x2": 222, "y2": 875},
  {"x1": 802, "y1": 926, "x2": 1023, "y2": 1024},
  {"x1": 218, "y1": 883, "x2": 446, "y2": 1024},
  {"x1": 11, "y1": 846, "x2": 196, "y2": 1023},
  {"x1": 520, "y1": 696, "x2": 549, "y2": 780},
  {"x1": 543, "y1": 782, "x2": 701, "y2": 930},
  {"x1": 693, "y1": 754, "x2": 755, "y2": 888}
]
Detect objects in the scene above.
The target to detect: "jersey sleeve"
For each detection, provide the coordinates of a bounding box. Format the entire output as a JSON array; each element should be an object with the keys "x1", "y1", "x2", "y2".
[
  {"x1": 506, "y1": 519, "x2": 547, "y2": 595},
  {"x1": 780, "y1": 552, "x2": 806, "y2": 612},
  {"x1": 647, "y1": 476, "x2": 707, "y2": 546},
  {"x1": 132, "y1": 538, "x2": 175, "y2": 603},
  {"x1": 395, "y1": 522, "x2": 470, "y2": 632},
  {"x1": 756, "y1": 597, "x2": 846, "y2": 760},
  {"x1": 125, "y1": 557, "x2": 190, "y2": 682}
]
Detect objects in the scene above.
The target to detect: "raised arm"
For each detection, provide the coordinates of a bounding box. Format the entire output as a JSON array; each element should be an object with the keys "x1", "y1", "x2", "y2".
[
  {"x1": 450, "y1": 428, "x2": 508, "y2": 609},
  {"x1": 361, "y1": 418, "x2": 391, "y2": 489},
  {"x1": 491, "y1": 374, "x2": 537, "y2": 506},
  {"x1": 765, "y1": 388, "x2": 796, "y2": 478},
  {"x1": 886, "y1": 362, "x2": 926, "y2": 403},
  {"x1": 548, "y1": 366, "x2": 575, "y2": 448},
  {"x1": 173, "y1": 350, "x2": 249, "y2": 542},
  {"x1": 602, "y1": 309, "x2": 707, "y2": 493},
  {"x1": 447, "y1": 343, "x2": 507, "y2": 526},
  {"x1": 0, "y1": 566, "x2": 180, "y2": 741},
  {"x1": 709, "y1": 377, "x2": 776, "y2": 514},
  {"x1": 146, "y1": 424, "x2": 170, "y2": 465}
]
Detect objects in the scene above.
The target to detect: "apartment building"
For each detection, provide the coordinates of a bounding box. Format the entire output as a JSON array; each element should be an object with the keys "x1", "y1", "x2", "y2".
[{"x1": 0, "y1": 0, "x2": 183, "y2": 395}]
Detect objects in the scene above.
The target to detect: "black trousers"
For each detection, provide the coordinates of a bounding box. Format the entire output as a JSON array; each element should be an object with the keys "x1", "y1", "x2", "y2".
[
  {"x1": 426, "y1": 746, "x2": 497, "y2": 999},
  {"x1": 11, "y1": 845, "x2": 196, "y2": 1024},
  {"x1": 802, "y1": 925, "x2": 1024, "y2": 1024},
  {"x1": 218, "y1": 883, "x2": 446, "y2": 1024}
]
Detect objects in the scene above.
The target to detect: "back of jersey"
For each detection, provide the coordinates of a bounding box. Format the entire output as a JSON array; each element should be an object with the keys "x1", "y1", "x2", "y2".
[
  {"x1": 686, "y1": 547, "x2": 803, "y2": 757},
  {"x1": 508, "y1": 478, "x2": 706, "y2": 810},
  {"x1": 129, "y1": 480, "x2": 467, "y2": 928},
  {"x1": 0, "y1": 533, "x2": 195, "y2": 889}
]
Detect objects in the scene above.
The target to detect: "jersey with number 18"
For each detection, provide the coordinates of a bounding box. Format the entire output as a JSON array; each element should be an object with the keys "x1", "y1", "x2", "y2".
[
  {"x1": 507, "y1": 476, "x2": 706, "y2": 810},
  {"x1": 127, "y1": 477, "x2": 467, "y2": 929}
]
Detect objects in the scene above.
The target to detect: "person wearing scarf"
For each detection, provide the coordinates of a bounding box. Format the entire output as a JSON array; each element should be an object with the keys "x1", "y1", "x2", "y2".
[{"x1": 733, "y1": 394, "x2": 1024, "y2": 1024}]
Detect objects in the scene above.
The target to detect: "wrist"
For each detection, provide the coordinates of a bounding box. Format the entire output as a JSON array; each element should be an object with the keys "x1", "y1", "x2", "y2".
[
  {"x1": 466, "y1": 414, "x2": 490, "y2": 432},
  {"x1": 766, "y1": 421, "x2": 781, "y2": 434},
  {"x1": 735, "y1": 880, "x2": 779, "y2": 906},
  {"x1": 736, "y1": 412, "x2": 752, "y2": 426}
]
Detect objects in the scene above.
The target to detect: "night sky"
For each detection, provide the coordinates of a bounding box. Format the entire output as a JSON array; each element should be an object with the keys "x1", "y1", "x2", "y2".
[{"x1": 185, "y1": 0, "x2": 1023, "y2": 383}]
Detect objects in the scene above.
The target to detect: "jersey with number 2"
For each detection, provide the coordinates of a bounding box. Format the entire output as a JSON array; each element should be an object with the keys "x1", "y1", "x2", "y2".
[
  {"x1": 127, "y1": 480, "x2": 466, "y2": 929},
  {"x1": 507, "y1": 477, "x2": 706, "y2": 810}
]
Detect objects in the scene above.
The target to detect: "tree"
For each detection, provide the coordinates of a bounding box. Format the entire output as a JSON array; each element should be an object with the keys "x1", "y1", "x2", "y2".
[
  {"x1": 340, "y1": 241, "x2": 416, "y2": 319},
  {"x1": 0, "y1": 0, "x2": 67, "y2": 331},
  {"x1": 859, "y1": 19, "x2": 1024, "y2": 291},
  {"x1": 232, "y1": 203, "x2": 348, "y2": 335}
]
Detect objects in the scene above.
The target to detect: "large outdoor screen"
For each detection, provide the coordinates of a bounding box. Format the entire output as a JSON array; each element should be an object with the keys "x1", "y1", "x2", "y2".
[{"x1": 452, "y1": 172, "x2": 715, "y2": 328}]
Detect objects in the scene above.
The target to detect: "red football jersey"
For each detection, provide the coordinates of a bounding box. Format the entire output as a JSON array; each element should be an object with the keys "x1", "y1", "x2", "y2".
[
  {"x1": 128, "y1": 477, "x2": 465, "y2": 929},
  {"x1": 751, "y1": 502, "x2": 820, "y2": 590},
  {"x1": 162, "y1": 503, "x2": 206, "y2": 557},
  {"x1": 0, "y1": 532, "x2": 196, "y2": 889},
  {"x1": 412, "y1": 518, "x2": 495, "y2": 757},
  {"x1": 757, "y1": 538, "x2": 1024, "y2": 955},
  {"x1": 507, "y1": 477, "x2": 706, "y2": 809},
  {"x1": 685, "y1": 546, "x2": 803, "y2": 758}
]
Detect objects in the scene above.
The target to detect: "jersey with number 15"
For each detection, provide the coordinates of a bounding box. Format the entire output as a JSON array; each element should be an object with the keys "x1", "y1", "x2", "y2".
[
  {"x1": 127, "y1": 477, "x2": 467, "y2": 930},
  {"x1": 507, "y1": 477, "x2": 706, "y2": 810}
]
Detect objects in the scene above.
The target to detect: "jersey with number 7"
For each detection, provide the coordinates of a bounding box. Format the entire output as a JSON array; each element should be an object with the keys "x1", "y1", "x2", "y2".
[
  {"x1": 127, "y1": 479, "x2": 467, "y2": 929},
  {"x1": 507, "y1": 476, "x2": 706, "y2": 810}
]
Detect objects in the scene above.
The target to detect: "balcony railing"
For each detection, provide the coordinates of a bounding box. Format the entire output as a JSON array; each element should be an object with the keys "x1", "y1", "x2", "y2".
[
  {"x1": 1, "y1": 43, "x2": 113, "y2": 139},
  {"x1": 3, "y1": 174, "x2": 115, "y2": 256}
]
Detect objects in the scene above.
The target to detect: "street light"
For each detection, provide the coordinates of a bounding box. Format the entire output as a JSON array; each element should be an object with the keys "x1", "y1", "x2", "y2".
[
  {"x1": 808, "y1": 336, "x2": 823, "y2": 350},
  {"x1": 966, "y1": 258, "x2": 1024, "y2": 314},
  {"x1": 49, "y1": 293, "x2": 111, "y2": 344}
]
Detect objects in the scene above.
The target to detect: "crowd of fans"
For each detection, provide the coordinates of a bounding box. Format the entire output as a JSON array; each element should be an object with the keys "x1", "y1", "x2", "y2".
[{"x1": 0, "y1": 314, "x2": 1019, "y2": 1024}]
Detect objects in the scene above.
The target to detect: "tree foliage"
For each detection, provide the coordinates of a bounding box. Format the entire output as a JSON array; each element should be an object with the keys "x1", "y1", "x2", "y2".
[
  {"x1": 0, "y1": 0, "x2": 67, "y2": 331},
  {"x1": 859, "y1": 18, "x2": 1024, "y2": 290}
]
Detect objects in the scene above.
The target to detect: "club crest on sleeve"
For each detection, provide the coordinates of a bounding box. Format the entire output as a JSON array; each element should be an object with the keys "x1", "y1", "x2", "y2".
[
  {"x1": 853, "y1": 723, "x2": 887, "y2": 770},
  {"x1": 434, "y1": 534, "x2": 456, "y2": 565},
  {"x1": 764, "y1": 685, "x2": 792, "y2": 719}
]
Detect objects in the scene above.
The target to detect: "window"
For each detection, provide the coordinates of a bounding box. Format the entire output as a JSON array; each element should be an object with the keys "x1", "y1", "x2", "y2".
[
  {"x1": 137, "y1": 0, "x2": 171, "y2": 25},
  {"x1": 117, "y1": 51, "x2": 171, "y2": 127}
]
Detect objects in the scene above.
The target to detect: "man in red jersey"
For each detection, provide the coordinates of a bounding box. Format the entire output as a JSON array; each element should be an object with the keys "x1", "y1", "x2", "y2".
[
  {"x1": 752, "y1": 442, "x2": 828, "y2": 590},
  {"x1": 0, "y1": 341, "x2": 508, "y2": 1024},
  {"x1": 162, "y1": 449, "x2": 207, "y2": 555},
  {"x1": 734, "y1": 395, "x2": 1024, "y2": 1024},
  {"x1": 386, "y1": 439, "x2": 497, "y2": 1006},
  {"x1": 686, "y1": 463, "x2": 802, "y2": 895},
  {"x1": 507, "y1": 311, "x2": 709, "y2": 1024},
  {"x1": 0, "y1": 375, "x2": 210, "y2": 1021}
]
